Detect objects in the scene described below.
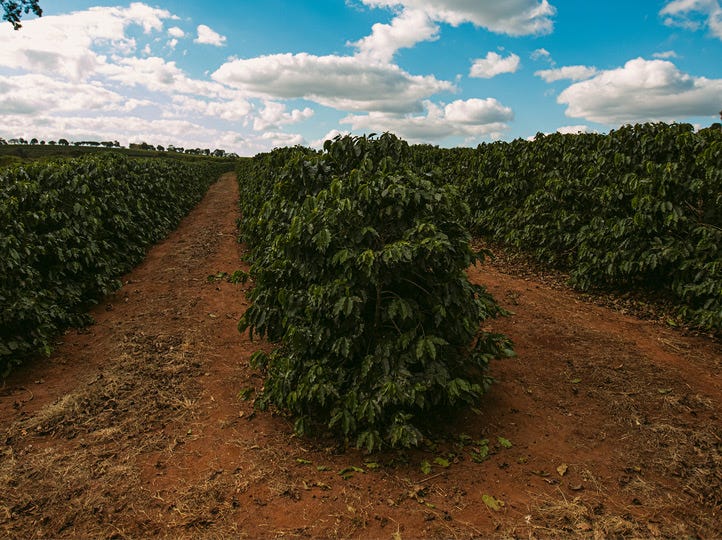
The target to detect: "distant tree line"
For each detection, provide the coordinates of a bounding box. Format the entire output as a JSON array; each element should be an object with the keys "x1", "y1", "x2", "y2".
[{"x1": 0, "y1": 136, "x2": 237, "y2": 158}]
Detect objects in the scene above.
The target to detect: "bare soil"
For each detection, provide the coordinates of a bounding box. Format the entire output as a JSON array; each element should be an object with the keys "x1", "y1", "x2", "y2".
[{"x1": 1, "y1": 172, "x2": 720, "y2": 539}]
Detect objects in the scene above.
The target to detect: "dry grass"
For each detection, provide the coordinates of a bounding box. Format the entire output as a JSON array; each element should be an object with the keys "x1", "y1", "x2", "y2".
[{"x1": 1, "y1": 331, "x2": 205, "y2": 538}]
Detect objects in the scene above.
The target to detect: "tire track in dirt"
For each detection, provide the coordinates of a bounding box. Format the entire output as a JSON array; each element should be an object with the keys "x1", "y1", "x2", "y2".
[{"x1": 1, "y1": 173, "x2": 720, "y2": 538}]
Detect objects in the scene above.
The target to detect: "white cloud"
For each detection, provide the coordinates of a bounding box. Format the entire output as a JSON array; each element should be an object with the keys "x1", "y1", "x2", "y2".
[
  {"x1": 531, "y1": 47, "x2": 553, "y2": 62},
  {"x1": 557, "y1": 57, "x2": 722, "y2": 124},
  {"x1": 168, "y1": 95, "x2": 253, "y2": 122},
  {"x1": 653, "y1": 50, "x2": 679, "y2": 58},
  {"x1": 351, "y1": 8, "x2": 438, "y2": 62},
  {"x1": 660, "y1": 0, "x2": 722, "y2": 39},
  {"x1": 556, "y1": 125, "x2": 593, "y2": 134},
  {"x1": 443, "y1": 98, "x2": 514, "y2": 124},
  {"x1": 100, "y1": 56, "x2": 233, "y2": 97},
  {"x1": 361, "y1": 0, "x2": 555, "y2": 35},
  {"x1": 167, "y1": 38, "x2": 179, "y2": 49},
  {"x1": 121, "y1": 2, "x2": 171, "y2": 33},
  {"x1": 168, "y1": 26, "x2": 185, "y2": 38},
  {"x1": 212, "y1": 53, "x2": 454, "y2": 113},
  {"x1": 253, "y1": 101, "x2": 315, "y2": 130},
  {"x1": 260, "y1": 131, "x2": 306, "y2": 147},
  {"x1": 0, "y1": 74, "x2": 150, "y2": 115},
  {"x1": 470, "y1": 51, "x2": 520, "y2": 78},
  {"x1": 194, "y1": 24, "x2": 226, "y2": 46},
  {"x1": 0, "y1": 3, "x2": 174, "y2": 80},
  {"x1": 350, "y1": 1, "x2": 553, "y2": 66},
  {"x1": 535, "y1": 65, "x2": 598, "y2": 82},
  {"x1": 341, "y1": 98, "x2": 513, "y2": 142}
]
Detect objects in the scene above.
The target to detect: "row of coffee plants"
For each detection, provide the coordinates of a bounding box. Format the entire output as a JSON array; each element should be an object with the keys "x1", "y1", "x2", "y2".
[
  {"x1": 1, "y1": 153, "x2": 232, "y2": 374},
  {"x1": 236, "y1": 134, "x2": 513, "y2": 451},
  {"x1": 442, "y1": 123, "x2": 720, "y2": 332}
]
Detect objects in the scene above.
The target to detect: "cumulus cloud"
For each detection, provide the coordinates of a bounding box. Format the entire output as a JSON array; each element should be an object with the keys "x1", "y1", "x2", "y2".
[
  {"x1": 470, "y1": 51, "x2": 521, "y2": 78},
  {"x1": 341, "y1": 98, "x2": 513, "y2": 142},
  {"x1": 168, "y1": 95, "x2": 253, "y2": 122},
  {"x1": 660, "y1": 0, "x2": 722, "y2": 39},
  {"x1": 212, "y1": 53, "x2": 454, "y2": 113},
  {"x1": 0, "y1": 3, "x2": 174, "y2": 80},
  {"x1": 361, "y1": 0, "x2": 555, "y2": 35},
  {"x1": 168, "y1": 26, "x2": 185, "y2": 38},
  {"x1": 535, "y1": 65, "x2": 598, "y2": 82},
  {"x1": 194, "y1": 24, "x2": 226, "y2": 46},
  {"x1": 253, "y1": 101, "x2": 315, "y2": 131},
  {"x1": 557, "y1": 57, "x2": 722, "y2": 124},
  {"x1": 531, "y1": 47, "x2": 553, "y2": 62},
  {"x1": 0, "y1": 74, "x2": 150, "y2": 115},
  {"x1": 350, "y1": 1, "x2": 553, "y2": 65},
  {"x1": 351, "y1": 8, "x2": 438, "y2": 62},
  {"x1": 260, "y1": 131, "x2": 306, "y2": 147},
  {"x1": 100, "y1": 56, "x2": 233, "y2": 98}
]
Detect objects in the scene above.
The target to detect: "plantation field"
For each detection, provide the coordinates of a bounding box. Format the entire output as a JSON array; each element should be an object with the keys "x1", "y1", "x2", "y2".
[
  {"x1": 1, "y1": 153, "x2": 234, "y2": 372},
  {"x1": 1, "y1": 173, "x2": 720, "y2": 538}
]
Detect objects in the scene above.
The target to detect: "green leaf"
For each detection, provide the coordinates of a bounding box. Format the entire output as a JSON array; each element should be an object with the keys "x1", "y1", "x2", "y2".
[
  {"x1": 497, "y1": 437, "x2": 512, "y2": 448},
  {"x1": 482, "y1": 494, "x2": 505, "y2": 512},
  {"x1": 433, "y1": 457, "x2": 450, "y2": 468},
  {"x1": 338, "y1": 466, "x2": 365, "y2": 479},
  {"x1": 312, "y1": 228, "x2": 332, "y2": 252}
]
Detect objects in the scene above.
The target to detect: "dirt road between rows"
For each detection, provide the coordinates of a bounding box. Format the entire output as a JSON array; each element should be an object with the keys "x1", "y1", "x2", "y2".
[{"x1": 2, "y1": 172, "x2": 720, "y2": 538}]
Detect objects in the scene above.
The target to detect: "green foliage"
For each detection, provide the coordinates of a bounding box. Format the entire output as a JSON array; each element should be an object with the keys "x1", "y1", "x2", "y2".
[
  {"x1": 235, "y1": 121, "x2": 721, "y2": 451},
  {"x1": 455, "y1": 123, "x2": 722, "y2": 332},
  {"x1": 237, "y1": 134, "x2": 513, "y2": 450},
  {"x1": 0, "y1": 153, "x2": 230, "y2": 374}
]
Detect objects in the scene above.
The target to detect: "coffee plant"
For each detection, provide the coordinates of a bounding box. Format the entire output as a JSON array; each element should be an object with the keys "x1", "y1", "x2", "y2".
[
  {"x1": 237, "y1": 134, "x2": 513, "y2": 451},
  {"x1": 0, "y1": 153, "x2": 232, "y2": 374},
  {"x1": 456, "y1": 123, "x2": 721, "y2": 332}
]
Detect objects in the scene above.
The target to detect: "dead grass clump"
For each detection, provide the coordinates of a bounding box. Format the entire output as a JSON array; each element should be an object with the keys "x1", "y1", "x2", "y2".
[
  {"x1": 12, "y1": 333, "x2": 201, "y2": 440},
  {"x1": 1, "y1": 331, "x2": 205, "y2": 538},
  {"x1": 519, "y1": 495, "x2": 647, "y2": 538},
  {"x1": 633, "y1": 418, "x2": 722, "y2": 536}
]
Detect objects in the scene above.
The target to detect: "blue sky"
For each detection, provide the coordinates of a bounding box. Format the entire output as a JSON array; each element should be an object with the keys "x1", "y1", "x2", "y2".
[{"x1": 1, "y1": 1, "x2": 721, "y2": 155}]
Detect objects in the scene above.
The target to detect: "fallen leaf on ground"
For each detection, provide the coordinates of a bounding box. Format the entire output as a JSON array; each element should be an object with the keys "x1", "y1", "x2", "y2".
[{"x1": 482, "y1": 494, "x2": 505, "y2": 511}]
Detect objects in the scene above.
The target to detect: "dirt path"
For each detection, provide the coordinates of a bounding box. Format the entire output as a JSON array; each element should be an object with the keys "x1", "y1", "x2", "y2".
[{"x1": 1, "y1": 172, "x2": 720, "y2": 539}]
